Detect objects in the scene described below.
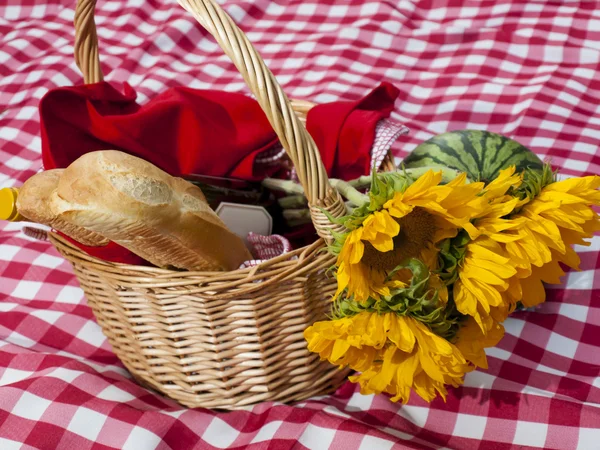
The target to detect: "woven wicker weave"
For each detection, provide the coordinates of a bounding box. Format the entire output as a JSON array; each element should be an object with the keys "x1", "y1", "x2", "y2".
[{"x1": 48, "y1": 0, "x2": 393, "y2": 409}]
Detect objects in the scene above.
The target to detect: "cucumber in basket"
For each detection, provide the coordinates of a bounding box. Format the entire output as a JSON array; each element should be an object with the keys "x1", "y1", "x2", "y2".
[{"x1": 402, "y1": 130, "x2": 544, "y2": 182}]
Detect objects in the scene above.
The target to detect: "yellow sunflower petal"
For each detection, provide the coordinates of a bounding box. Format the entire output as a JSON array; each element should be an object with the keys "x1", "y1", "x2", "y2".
[
  {"x1": 520, "y1": 273, "x2": 546, "y2": 307},
  {"x1": 386, "y1": 314, "x2": 416, "y2": 353},
  {"x1": 403, "y1": 170, "x2": 443, "y2": 199},
  {"x1": 349, "y1": 239, "x2": 365, "y2": 264},
  {"x1": 369, "y1": 233, "x2": 395, "y2": 253}
]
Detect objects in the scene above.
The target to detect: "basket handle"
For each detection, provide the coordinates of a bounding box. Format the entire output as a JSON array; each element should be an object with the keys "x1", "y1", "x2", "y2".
[{"x1": 73, "y1": 0, "x2": 346, "y2": 238}]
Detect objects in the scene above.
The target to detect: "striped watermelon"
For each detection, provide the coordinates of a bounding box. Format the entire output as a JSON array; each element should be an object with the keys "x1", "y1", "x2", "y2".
[{"x1": 402, "y1": 130, "x2": 543, "y2": 183}]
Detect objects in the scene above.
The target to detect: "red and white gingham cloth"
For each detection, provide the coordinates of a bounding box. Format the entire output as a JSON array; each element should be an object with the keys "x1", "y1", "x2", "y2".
[{"x1": 1, "y1": 1, "x2": 599, "y2": 449}]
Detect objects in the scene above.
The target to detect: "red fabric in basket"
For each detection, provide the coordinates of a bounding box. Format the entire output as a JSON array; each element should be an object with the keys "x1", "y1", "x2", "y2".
[
  {"x1": 306, "y1": 81, "x2": 399, "y2": 180},
  {"x1": 40, "y1": 82, "x2": 280, "y2": 181},
  {"x1": 40, "y1": 81, "x2": 398, "y2": 181},
  {"x1": 38, "y1": 81, "x2": 398, "y2": 264}
]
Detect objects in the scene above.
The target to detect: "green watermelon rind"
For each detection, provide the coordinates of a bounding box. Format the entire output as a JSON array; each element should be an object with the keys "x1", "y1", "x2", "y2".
[{"x1": 402, "y1": 130, "x2": 544, "y2": 183}]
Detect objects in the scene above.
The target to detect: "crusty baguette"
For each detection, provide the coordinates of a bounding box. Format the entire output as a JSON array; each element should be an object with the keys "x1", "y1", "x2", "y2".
[
  {"x1": 49, "y1": 150, "x2": 252, "y2": 271},
  {"x1": 16, "y1": 169, "x2": 109, "y2": 246}
]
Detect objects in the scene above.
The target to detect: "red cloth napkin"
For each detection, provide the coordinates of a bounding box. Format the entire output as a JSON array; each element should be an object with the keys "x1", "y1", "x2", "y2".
[
  {"x1": 39, "y1": 81, "x2": 399, "y2": 265},
  {"x1": 306, "y1": 82, "x2": 400, "y2": 180},
  {"x1": 40, "y1": 83, "x2": 280, "y2": 181}
]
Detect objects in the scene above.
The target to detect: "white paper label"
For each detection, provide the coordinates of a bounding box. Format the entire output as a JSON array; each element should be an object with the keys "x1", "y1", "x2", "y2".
[{"x1": 215, "y1": 203, "x2": 273, "y2": 247}]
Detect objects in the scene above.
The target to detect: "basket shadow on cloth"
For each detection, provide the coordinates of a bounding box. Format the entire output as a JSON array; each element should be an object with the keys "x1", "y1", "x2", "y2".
[{"x1": 47, "y1": 0, "x2": 395, "y2": 410}]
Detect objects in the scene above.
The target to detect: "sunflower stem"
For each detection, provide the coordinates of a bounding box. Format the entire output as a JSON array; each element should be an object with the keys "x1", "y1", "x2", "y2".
[
  {"x1": 330, "y1": 179, "x2": 370, "y2": 206},
  {"x1": 278, "y1": 195, "x2": 307, "y2": 209},
  {"x1": 347, "y1": 176, "x2": 374, "y2": 189},
  {"x1": 264, "y1": 166, "x2": 466, "y2": 198},
  {"x1": 282, "y1": 209, "x2": 311, "y2": 221},
  {"x1": 262, "y1": 178, "x2": 305, "y2": 195}
]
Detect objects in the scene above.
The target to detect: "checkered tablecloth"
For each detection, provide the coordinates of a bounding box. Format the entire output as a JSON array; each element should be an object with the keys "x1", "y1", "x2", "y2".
[{"x1": 1, "y1": 1, "x2": 599, "y2": 449}]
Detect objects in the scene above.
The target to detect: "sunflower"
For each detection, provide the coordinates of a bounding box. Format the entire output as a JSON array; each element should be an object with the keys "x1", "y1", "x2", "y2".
[
  {"x1": 439, "y1": 167, "x2": 523, "y2": 331},
  {"x1": 305, "y1": 310, "x2": 504, "y2": 403},
  {"x1": 304, "y1": 311, "x2": 472, "y2": 403},
  {"x1": 306, "y1": 257, "x2": 500, "y2": 403},
  {"x1": 503, "y1": 172, "x2": 600, "y2": 307},
  {"x1": 333, "y1": 170, "x2": 487, "y2": 303},
  {"x1": 453, "y1": 165, "x2": 600, "y2": 323},
  {"x1": 469, "y1": 166, "x2": 527, "y2": 240},
  {"x1": 453, "y1": 236, "x2": 517, "y2": 332},
  {"x1": 334, "y1": 209, "x2": 405, "y2": 302}
]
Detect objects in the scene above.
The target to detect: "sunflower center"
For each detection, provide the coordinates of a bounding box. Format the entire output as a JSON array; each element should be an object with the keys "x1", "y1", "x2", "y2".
[{"x1": 362, "y1": 207, "x2": 437, "y2": 271}]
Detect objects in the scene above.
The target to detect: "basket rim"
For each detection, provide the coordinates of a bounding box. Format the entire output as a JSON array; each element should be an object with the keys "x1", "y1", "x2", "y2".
[{"x1": 48, "y1": 232, "x2": 334, "y2": 298}]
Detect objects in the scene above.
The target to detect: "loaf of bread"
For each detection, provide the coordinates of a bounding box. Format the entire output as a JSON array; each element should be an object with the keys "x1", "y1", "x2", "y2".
[
  {"x1": 48, "y1": 150, "x2": 252, "y2": 271},
  {"x1": 16, "y1": 169, "x2": 109, "y2": 246}
]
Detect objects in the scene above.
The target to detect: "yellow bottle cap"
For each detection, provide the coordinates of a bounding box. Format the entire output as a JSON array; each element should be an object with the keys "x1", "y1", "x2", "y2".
[{"x1": 0, "y1": 187, "x2": 23, "y2": 222}]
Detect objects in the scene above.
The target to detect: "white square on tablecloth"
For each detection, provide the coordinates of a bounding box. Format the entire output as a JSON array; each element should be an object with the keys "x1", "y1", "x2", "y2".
[
  {"x1": 359, "y1": 435, "x2": 395, "y2": 450},
  {"x1": 11, "y1": 392, "x2": 52, "y2": 421},
  {"x1": 297, "y1": 4, "x2": 316, "y2": 16},
  {"x1": 76, "y1": 322, "x2": 107, "y2": 347},
  {"x1": 298, "y1": 423, "x2": 335, "y2": 450},
  {"x1": 573, "y1": 142, "x2": 597, "y2": 155},
  {"x1": 0, "y1": 437, "x2": 23, "y2": 450},
  {"x1": 55, "y1": 285, "x2": 83, "y2": 304},
  {"x1": 435, "y1": 100, "x2": 458, "y2": 114},
  {"x1": 97, "y1": 385, "x2": 137, "y2": 403},
  {"x1": 463, "y1": 370, "x2": 497, "y2": 389},
  {"x1": 398, "y1": 405, "x2": 429, "y2": 428},
  {"x1": 0, "y1": 368, "x2": 32, "y2": 386},
  {"x1": 322, "y1": 405, "x2": 351, "y2": 419},
  {"x1": 427, "y1": 7, "x2": 446, "y2": 20},
  {"x1": 5, "y1": 156, "x2": 30, "y2": 170},
  {"x1": 374, "y1": 31, "x2": 392, "y2": 49},
  {"x1": 46, "y1": 367, "x2": 83, "y2": 383},
  {"x1": 578, "y1": 428, "x2": 600, "y2": 450},
  {"x1": 406, "y1": 38, "x2": 426, "y2": 52},
  {"x1": 30, "y1": 309, "x2": 63, "y2": 325},
  {"x1": 32, "y1": 253, "x2": 64, "y2": 269},
  {"x1": 558, "y1": 304, "x2": 589, "y2": 323},
  {"x1": 382, "y1": 20, "x2": 401, "y2": 34},
  {"x1": 203, "y1": 417, "x2": 240, "y2": 448},
  {"x1": 537, "y1": 364, "x2": 567, "y2": 377},
  {"x1": 122, "y1": 426, "x2": 163, "y2": 450},
  {"x1": 250, "y1": 421, "x2": 283, "y2": 444},
  {"x1": 6, "y1": 331, "x2": 36, "y2": 348},
  {"x1": 548, "y1": 104, "x2": 571, "y2": 118},
  {"x1": 0, "y1": 303, "x2": 16, "y2": 312},
  {"x1": 67, "y1": 407, "x2": 108, "y2": 442},
  {"x1": 513, "y1": 421, "x2": 549, "y2": 447},
  {"x1": 330, "y1": 5, "x2": 349, "y2": 17},
  {"x1": 547, "y1": 332, "x2": 579, "y2": 359},
  {"x1": 564, "y1": 157, "x2": 591, "y2": 172},
  {"x1": 340, "y1": 27, "x2": 359, "y2": 40},
  {"x1": 504, "y1": 318, "x2": 526, "y2": 338},
  {"x1": 566, "y1": 270, "x2": 595, "y2": 290},
  {"x1": 452, "y1": 413, "x2": 487, "y2": 440},
  {"x1": 11, "y1": 281, "x2": 42, "y2": 300},
  {"x1": 0, "y1": 245, "x2": 20, "y2": 261},
  {"x1": 347, "y1": 393, "x2": 374, "y2": 411},
  {"x1": 473, "y1": 100, "x2": 496, "y2": 114},
  {"x1": 360, "y1": 2, "x2": 378, "y2": 15}
]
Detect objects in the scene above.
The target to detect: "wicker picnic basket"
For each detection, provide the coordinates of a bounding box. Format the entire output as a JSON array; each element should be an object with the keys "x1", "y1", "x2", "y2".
[{"x1": 48, "y1": 0, "x2": 394, "y2": 410}]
